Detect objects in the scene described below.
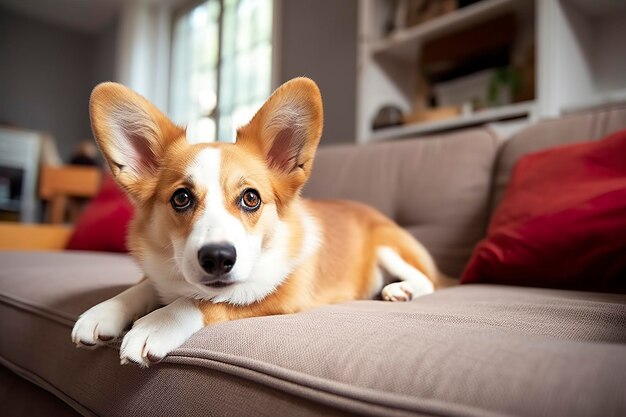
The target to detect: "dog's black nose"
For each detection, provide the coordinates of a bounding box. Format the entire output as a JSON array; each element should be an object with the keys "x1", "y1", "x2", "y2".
[{"x1": 198, "y1": 244, "x2": 237, "y2": 276}]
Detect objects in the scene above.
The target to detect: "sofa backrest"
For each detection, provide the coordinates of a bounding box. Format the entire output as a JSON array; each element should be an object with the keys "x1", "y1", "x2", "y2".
[
  {"x1": 304, "y1": 128, "x2": 499, "y2": 278},
  {"x1": 491, "y1": 103, "x2": 626, "y2": 211},
  {"x1": 303, "y1": 104, "x2": 626, "y2": 279}
]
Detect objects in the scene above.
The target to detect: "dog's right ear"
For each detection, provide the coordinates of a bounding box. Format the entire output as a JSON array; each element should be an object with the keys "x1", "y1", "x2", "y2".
[
  {"x1": 235, "y1": 78, "x2": 323, "y2": 207},
  {"x1": 90, "y1": 82, "x2": 184, "y2": 202}
]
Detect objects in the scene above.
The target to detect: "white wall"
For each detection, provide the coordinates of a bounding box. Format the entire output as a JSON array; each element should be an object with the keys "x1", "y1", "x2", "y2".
[
  {"x1": 594, "y1": 13, "x2": 626, "y2": 94},
  {"x1": 277, "y1": 0, "x2": 358, "y2": 144},
  {"x1": 94, "y1": 18, "x2": 119, "y2": 84}
]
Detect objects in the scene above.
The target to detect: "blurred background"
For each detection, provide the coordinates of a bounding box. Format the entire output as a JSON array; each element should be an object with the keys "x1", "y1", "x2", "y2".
[
  {"x1": 0, "y1": 0, "x2": 358, "y2": 155},
  {"x1": 0, "y1": 0, "x2": 358, "y2": 224},
  {"x1": 0, "y1": 0, "x2": 625, "y2": 225}
]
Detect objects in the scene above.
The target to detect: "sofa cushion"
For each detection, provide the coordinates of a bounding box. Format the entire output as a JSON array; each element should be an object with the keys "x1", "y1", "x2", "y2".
[
  {"x1": 462, "y1": 129, "x2": 626, "y2": 293},
  {"x1": 306, "y1": 129, "x2": 500, "y2": 277},
  {"x1": 491, "y1": 103, "x2": 626, "y2": 211},
  {"x1": 0, "y1": 365, "x2": 79, "y2": 417},
  {"x1": 1, "y1": 251, "x2": 625, "y2": 417}
]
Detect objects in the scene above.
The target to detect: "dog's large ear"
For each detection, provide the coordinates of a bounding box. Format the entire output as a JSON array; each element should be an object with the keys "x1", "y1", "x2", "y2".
[
  {"x1": 90, "y1": 82, "x2": 184, "y2": 202},
  {"x1": 236, "y1": 77, "x2": 323, "y2": 202}
]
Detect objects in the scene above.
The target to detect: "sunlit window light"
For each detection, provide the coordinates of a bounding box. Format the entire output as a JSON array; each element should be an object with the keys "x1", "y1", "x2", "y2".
[{"x1": 170, "y1": 0, "x2": 273, "y2": 144}]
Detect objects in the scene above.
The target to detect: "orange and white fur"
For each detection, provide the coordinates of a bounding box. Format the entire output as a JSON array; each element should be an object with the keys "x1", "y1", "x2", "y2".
[{"x1": 71, "y1": 78, "x2": 445, "y2": 367}]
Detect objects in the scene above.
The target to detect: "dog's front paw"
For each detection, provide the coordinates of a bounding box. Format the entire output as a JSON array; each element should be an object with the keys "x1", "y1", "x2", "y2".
[
  {"x1": 119, "y1": 299, "x2": 204, "y2": 367},
  {"x1": 382, "y1": 280, "x2": 433, "y2": 302},
  {"x1": 382, "y1": 282, "x2": 414, "y2": 301},
  {"x1": 72, "y1": 301, "x2": 131, "y2": 348},
  {"x1": 119, "y1": 319, "x2": 178, "y2": 367}
]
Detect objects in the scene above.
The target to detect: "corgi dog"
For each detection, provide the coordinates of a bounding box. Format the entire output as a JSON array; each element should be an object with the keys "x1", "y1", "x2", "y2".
[{"x1": 71, "y1": 78, "x2": 445, "y2": 367}]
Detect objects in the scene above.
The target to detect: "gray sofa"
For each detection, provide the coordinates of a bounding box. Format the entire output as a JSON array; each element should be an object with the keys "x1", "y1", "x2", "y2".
[{"x1": 1, "y1": 105, "x2": 626, "y2": 417}]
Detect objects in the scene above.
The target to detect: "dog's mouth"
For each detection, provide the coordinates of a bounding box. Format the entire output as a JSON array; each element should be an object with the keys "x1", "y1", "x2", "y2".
[{"x1": 200, "y1": 277, "x2": 236, "y2": 288}]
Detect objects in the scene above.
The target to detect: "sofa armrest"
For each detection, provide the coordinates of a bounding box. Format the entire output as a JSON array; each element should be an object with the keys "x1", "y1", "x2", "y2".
[{"x1": 0, "y1": 223, "x2": 73, "y2": 250}]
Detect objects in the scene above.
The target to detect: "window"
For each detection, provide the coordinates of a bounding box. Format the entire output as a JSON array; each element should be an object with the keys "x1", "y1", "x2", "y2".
[{"x1": 170, "y1": 0, "x2": 273, "y2": 143}]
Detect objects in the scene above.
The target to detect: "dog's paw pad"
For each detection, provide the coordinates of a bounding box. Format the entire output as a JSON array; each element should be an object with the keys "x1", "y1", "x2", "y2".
[
  {"x1": 146, "y1": 353, "x2": 164, "y2": 364},
  {"x1": 382, "y1": 282, "x2": 414, "y2": 302}
]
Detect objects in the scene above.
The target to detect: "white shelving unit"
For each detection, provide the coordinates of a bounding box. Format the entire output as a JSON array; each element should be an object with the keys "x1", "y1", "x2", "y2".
[
  {"x1": 537, "y1": 0, "x2": 626, "y2": 117},
  {"x1": 369, "y1": 0, "x2": 524, "y2": 60},
  {"x1": 357, "y1": 0, "x2": 626, "y2": 143},
  {"x1": 369, "y1": 100, "x2": 534, "y2": 141}
]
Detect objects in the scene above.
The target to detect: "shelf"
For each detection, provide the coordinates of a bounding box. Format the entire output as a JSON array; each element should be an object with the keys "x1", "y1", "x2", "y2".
[
  {"x1": 369, "y1": 0, "x2": 529, "y2": 62},
  {"x1": 369, "y1": 101, "x2": 535, "y2": 142}
]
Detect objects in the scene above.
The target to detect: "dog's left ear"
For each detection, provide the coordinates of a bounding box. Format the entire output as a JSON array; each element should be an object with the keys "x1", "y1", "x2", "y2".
[{"x1": 236, "y1": 77, "x2": 323, "y2": 200}]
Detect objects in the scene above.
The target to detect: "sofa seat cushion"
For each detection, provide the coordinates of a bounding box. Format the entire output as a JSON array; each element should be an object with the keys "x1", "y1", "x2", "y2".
[{"x1": 1, "y1": 251, "x2": 625, "y2": 417}]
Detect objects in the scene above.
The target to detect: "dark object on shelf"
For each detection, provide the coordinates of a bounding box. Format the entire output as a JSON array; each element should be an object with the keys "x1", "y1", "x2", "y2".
[
  {"x1": 421, "y1": 13, "x2": 516, "y2": 83},
  {"x1": 459, "y1": 0, "x2": 483, "y2": 8},
  {"x1": 405, "y1": 0, "x2": 458, "y2": 28},
  {"x1": 69, "y1": 141, "x2": 99, "y2": 166},
  {"x1": 372, "y1": 106, "x2": 404, "y2": 130}
]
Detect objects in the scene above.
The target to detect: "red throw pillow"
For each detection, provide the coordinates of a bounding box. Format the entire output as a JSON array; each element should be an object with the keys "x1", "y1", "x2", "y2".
[
  {"x1": 66, "y1": 175, "x2": 133, "y2": 252},
  {"x1": 461, "y1": 128, "x2": 626, "y2": 293}
]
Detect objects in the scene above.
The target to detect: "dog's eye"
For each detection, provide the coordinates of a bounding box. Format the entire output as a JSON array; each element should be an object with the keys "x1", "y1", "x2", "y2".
[
  {"x1": 240, "y1": 189, "x2": 261, "y2": 211},
  {"x1": 171, "y1": 188, "x2": 193, "y2": 211}
]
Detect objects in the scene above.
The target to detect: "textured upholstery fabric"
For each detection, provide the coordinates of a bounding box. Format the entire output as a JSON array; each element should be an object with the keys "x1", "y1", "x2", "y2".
[
  {"x1": 305, "y1": 129, "x2": 500, "y2": 277},
  {"x1": 1, "y1": 251, "x2": 625, "y2": 417},
  {"x1": 491, "y1": 104, "x2": 626, "y2": 210},
  {"x1": 0, "y1": 365, "x2": 79, "y2": 417}
]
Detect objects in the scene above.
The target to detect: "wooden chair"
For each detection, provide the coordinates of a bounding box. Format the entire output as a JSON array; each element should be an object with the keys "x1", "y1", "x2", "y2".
[
  {"x1": 39, "y1": 165, "x2": 102, "y2": 224},
  {"x1": 0, "y1": 166, "x2": 102, "y2": 250}
]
